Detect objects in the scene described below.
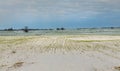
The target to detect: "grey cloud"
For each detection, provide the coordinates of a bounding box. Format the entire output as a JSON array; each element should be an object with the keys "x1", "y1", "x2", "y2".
[{"x1": 0, "y1": 0, "x2": 120, "y2": 18}]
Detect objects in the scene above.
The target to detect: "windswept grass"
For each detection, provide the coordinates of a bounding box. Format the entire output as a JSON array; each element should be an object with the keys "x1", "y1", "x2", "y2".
[
  {"x1": 70, "y1": 39, "x2": 120, "y2": 42},
  {"x1": 0, "y1": 35, "x2": 120, "y2": 57},
  {"x1": 0, "y1": 35, "x2": 120, "y2": 71},
  {"x1": 0, "y1": 36, "x2": 37, "y2": 44}
]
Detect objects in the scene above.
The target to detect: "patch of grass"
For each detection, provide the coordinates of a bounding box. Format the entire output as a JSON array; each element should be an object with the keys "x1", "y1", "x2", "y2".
[
  {"x1": 13, "y1": 62, "x2": 24, "y2": 68},
  {"x1": 71, "y1": 39, "x2": 120, "y2": 42},
  {"x1": 114, "y1": 66, "x2": 120, "y2": 71},
  {"x1": 0, "y1": 64, "x2": 7, "y2": 68},
  {"x1": 0, "y1": 36, "x2": 35, "y2": 44},
  {"x1": 11, "y1": 51, "x2": 16, "y2": 54}
]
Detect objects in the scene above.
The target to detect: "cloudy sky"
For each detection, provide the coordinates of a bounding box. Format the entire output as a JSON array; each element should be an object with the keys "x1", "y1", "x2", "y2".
[{"x1": 0, "y1": 0, "x2": 120, "y2": 29}]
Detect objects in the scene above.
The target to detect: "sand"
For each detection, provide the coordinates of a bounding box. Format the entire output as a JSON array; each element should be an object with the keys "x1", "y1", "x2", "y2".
[{"x1": 0, "y1": 35, "x2": 120, "y2": 71}]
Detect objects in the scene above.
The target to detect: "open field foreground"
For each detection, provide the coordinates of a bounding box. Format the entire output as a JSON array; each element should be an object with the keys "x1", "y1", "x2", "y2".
[{"x1": 0, "y1": 35, "x2": 120, "y2": 71}]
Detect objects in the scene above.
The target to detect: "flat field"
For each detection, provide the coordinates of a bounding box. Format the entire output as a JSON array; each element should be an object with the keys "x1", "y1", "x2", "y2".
[{"x1": 0, "y1": 35, "x2": 120, "y2": 71}]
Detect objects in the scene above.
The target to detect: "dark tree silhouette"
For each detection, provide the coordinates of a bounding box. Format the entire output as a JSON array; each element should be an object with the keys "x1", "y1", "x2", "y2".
[
  {"x1": 56, "y1": 28, "x2": 60, "y2": 30},
  {"x1": 23, "y1": 26, "x2": 29, "y2": 33},
  {"x1": 110, "y1": 27, "x2": 114, "y2": 29},
  {"x1": 5, "y1": 28, "x2": 13, "y2": 31},
  {"x1": 56, "y1": 27, "x2": 65, "y2": 30},
  {"x1": 61, "y1": 27, "x2": 65, "y2": 30}
]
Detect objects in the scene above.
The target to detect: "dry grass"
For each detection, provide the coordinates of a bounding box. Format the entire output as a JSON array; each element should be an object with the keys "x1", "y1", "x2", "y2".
[
  {"x1": 0, "y1": 35, "x2": 120, "y2": 54},
  {"x1": 12, "y1": 62, "x2": 24, "y2": 68},
  {"x1": 114, "y1": 66, "x2": 120, "y2": 71},
  {"x1": 0, "y1": 35, "x2": 120, "y2": 71}
]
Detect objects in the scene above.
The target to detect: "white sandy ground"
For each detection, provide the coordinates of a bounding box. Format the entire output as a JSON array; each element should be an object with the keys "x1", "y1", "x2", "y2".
[{"x1": 0, "y1": 35, "x2": 120, "y2": 71}]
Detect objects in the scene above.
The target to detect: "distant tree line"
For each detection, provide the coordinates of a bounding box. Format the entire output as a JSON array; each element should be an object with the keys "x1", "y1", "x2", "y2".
[
  {"x1": 4, "y1": 28, "x2": 14, "y2": 31},
  {"x1": 2, "y1": 26, "x2": 66, "y2": 33},
  {"x1": 4, "y1": 26, "x2": 29, "y2": 33},
  {"x1": 77, "y1": 27, "x2": 120, "y2": 30},
  {"x1": 2, "y1": 26, "x2": 120, "y2": 32},
  {"x1": 4, "y1": 26, "x2": 30, "y2": 33},
  {"x1": 56, "y1": 27, "x2": 65, "y2": 30}
]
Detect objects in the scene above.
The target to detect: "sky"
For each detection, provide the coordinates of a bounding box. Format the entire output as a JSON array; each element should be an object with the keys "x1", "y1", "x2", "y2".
[{"x1": 0, "y1": 0, "x2": 120, "y2": 29}]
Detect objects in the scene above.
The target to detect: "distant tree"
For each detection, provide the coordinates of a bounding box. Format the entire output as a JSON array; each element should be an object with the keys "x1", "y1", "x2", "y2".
[
  {"x1": 61, "y1": 27, "x2": 65, "y2": 30},
  {"x1": 49, "y1": 29, "x2": 53, "y2": 30},
  {"x1": 23, "y1": 26, "x2": 29, "y2": 33},
  {"x1": 110, "y1": 27, "x2": 114, "y2": 29},
  {"x1": 56, "y1": 28, "x2": 60, "y2": 30},
  {"x1": 7, "y1": 28, "x2": 13, "y2": 31}
]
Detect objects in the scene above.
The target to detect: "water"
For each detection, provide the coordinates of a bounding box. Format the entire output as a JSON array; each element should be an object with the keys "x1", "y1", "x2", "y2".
[{"x1": 0, "y1": 28, "x2": 120, "y2": 36}]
